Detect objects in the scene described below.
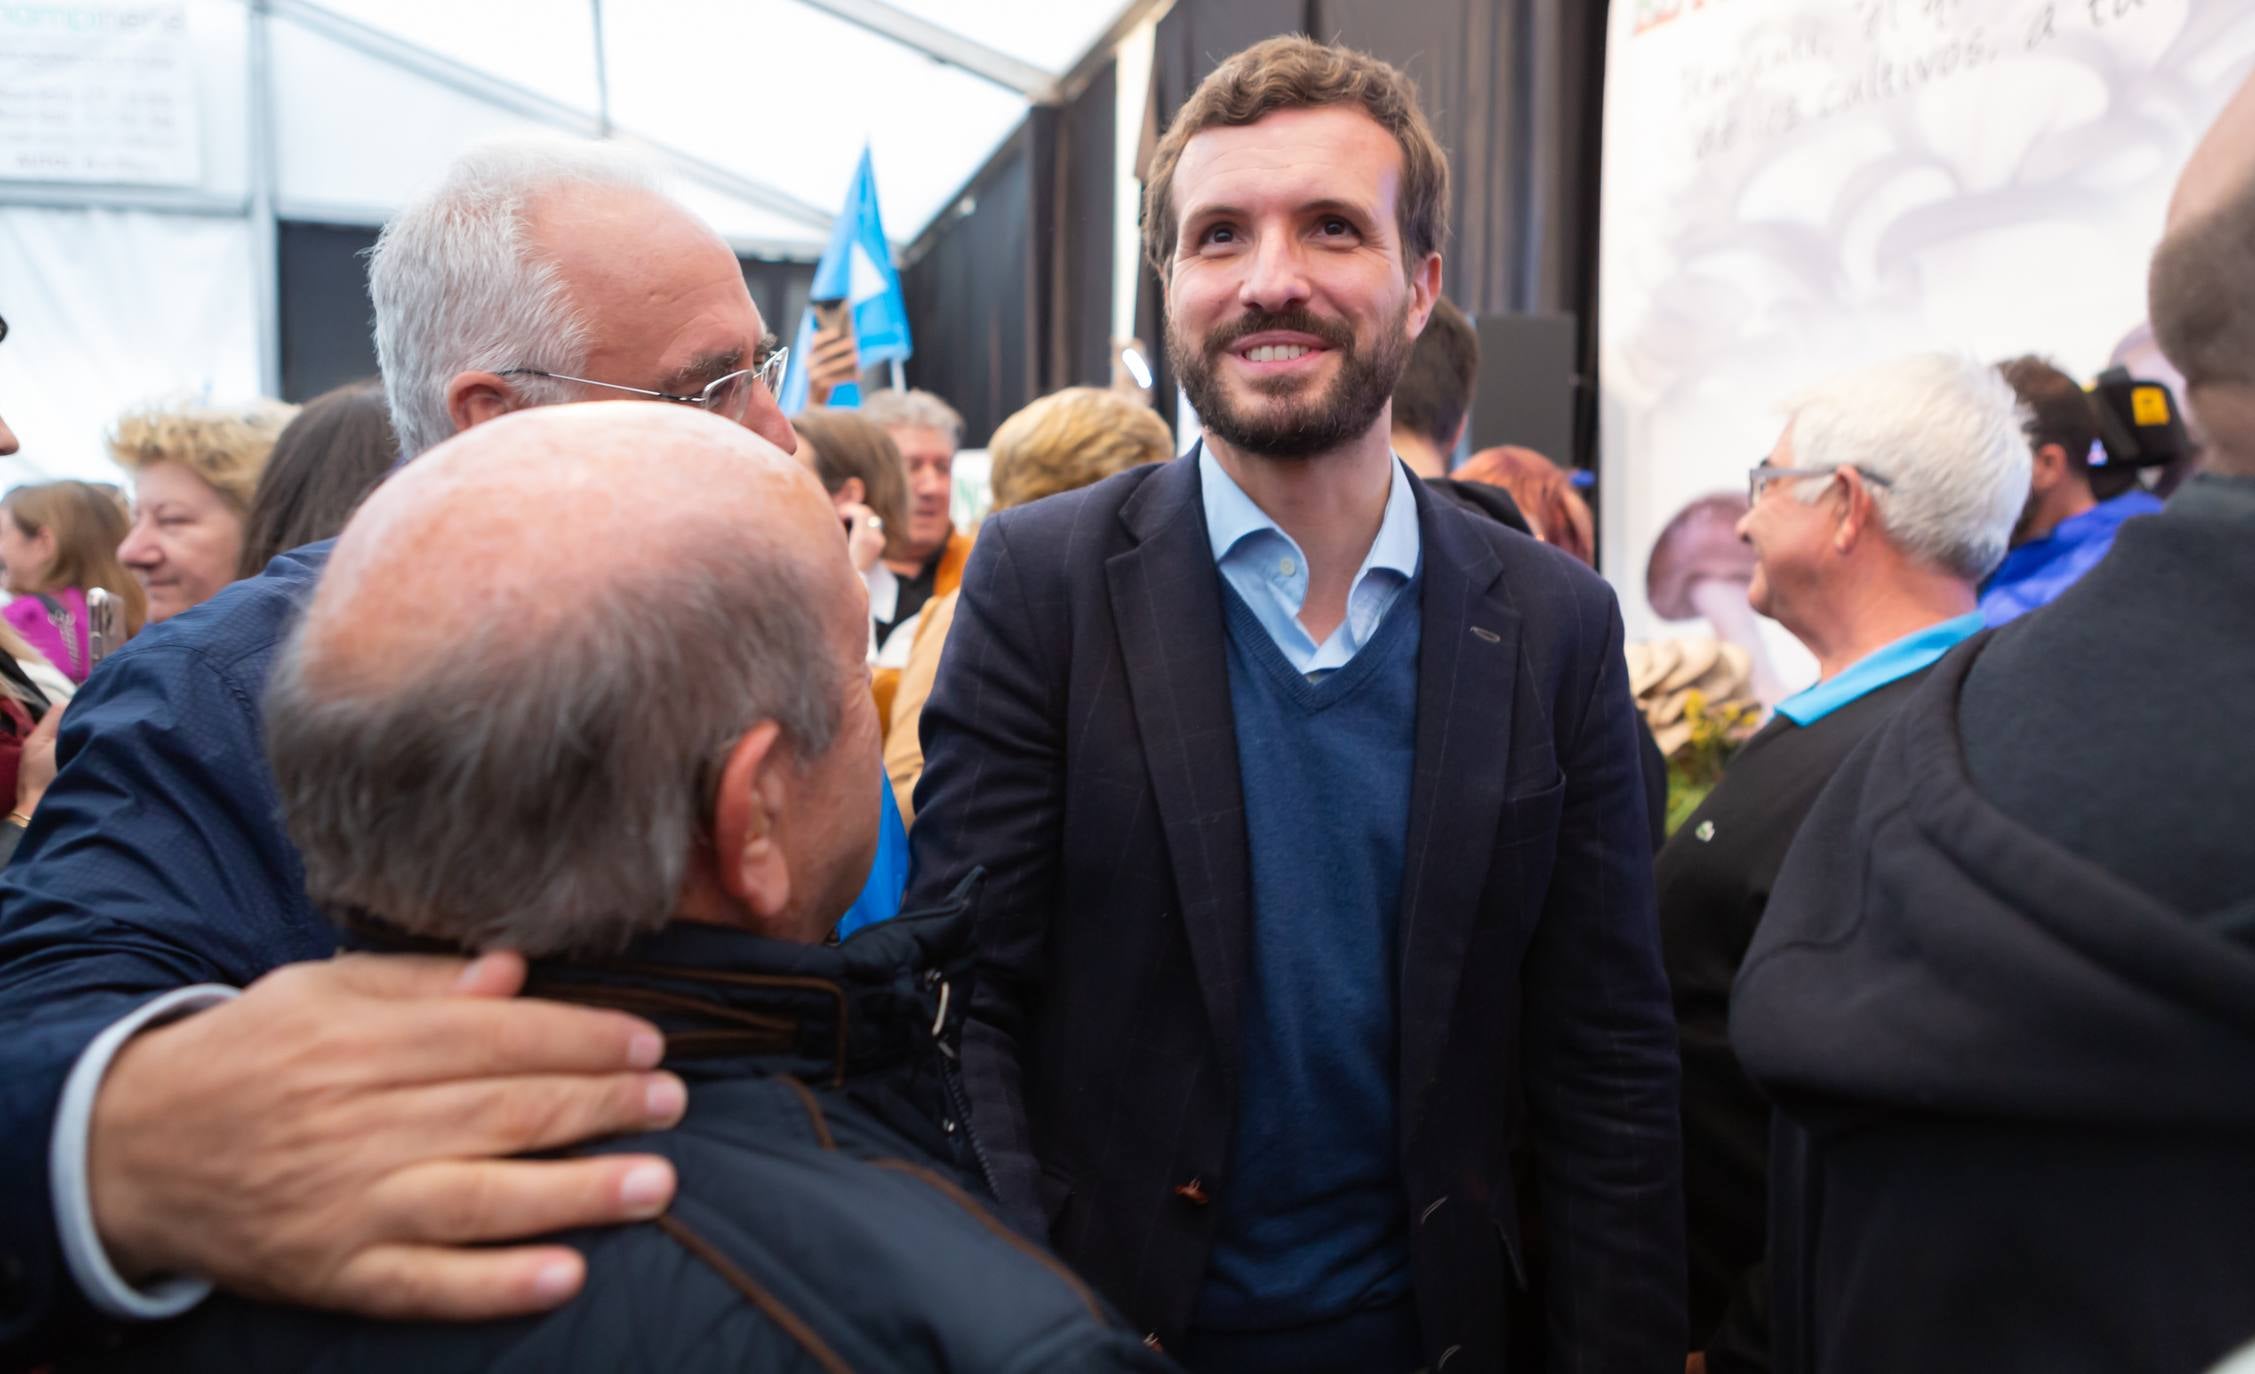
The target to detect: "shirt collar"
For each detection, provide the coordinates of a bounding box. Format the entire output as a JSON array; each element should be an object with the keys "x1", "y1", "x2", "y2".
[
  {"x1": 1776, "y1": 611, "x2": 1984, "y2": 727},
  {"x1": 2052, "y1": 487, "x2": 2165, "y2": 542},
  {"x1": 1197, "y1": 443, "x2": 1421, "y2": 583}
]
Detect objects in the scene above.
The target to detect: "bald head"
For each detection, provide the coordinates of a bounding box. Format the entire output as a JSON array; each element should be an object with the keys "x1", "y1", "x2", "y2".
[
  {"x1": 305, "y1": 402, "x2": 838, "y2": 686},
  {"x1": 269, "y1": 402, "x2": 877, "y2": 956},
  {"x1": 2149, "y1": 73, "x2": 2255, "y2": 474}
]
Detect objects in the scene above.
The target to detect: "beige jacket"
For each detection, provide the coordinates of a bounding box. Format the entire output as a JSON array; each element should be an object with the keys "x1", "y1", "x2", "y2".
[{"x1": 883, "y1": 588, "x2": 959, "y2": 825}]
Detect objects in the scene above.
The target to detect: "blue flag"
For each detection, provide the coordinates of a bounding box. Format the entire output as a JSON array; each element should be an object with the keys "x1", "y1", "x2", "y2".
[{"x1": 780, "y1": 145, "x2": 911, "y2": 413}]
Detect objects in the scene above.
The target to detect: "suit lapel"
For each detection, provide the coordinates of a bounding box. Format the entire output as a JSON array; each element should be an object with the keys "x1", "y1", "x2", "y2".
[
  {"x1": 1397, "y1": 484, "x2": 1522, "y2": 1145},
  {"x1": 1106, "y1": 447, "x2": 1253, "y2": 1091}
]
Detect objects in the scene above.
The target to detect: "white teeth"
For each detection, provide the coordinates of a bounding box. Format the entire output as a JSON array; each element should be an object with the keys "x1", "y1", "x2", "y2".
[{"x1": 1246, "y1": 344, "x2": 1313, "y2": 363}]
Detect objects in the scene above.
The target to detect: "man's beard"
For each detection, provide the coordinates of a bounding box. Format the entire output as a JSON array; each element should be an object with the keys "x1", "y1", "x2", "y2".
[{"x1": 1169, "y1": 302, "x2": 1413, "y2": 461}]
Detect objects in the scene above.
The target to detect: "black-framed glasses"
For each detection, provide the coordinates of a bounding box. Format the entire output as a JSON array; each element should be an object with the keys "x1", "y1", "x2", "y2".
[
  {"x1": 1748, "y1": 461, "x2": 1894, "y2": 506},
  {"x1": 500, "y1": 345, "x2": 789, "y2": 424}
]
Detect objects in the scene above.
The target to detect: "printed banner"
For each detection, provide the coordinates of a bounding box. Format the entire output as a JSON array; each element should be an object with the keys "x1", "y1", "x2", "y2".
[
  {"x1": 0, "y1": 3, "x2": 202, "y2": 187},
  {"x1": 1597, "y1": 0, "x2": 2255, "y2": 693}
]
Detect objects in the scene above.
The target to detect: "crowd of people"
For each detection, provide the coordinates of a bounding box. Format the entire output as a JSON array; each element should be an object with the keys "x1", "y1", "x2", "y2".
[{"x1": 0, "y1": 30, "x2": 2249, "y2": 1374}]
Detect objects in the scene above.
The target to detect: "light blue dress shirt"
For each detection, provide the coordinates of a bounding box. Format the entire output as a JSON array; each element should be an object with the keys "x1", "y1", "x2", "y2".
[
  {"x1": 1199, "y1": 445, "x2": 1423, "y2": 676},
  {"x1": 1775, "y1": 611, "x2": 1985, "y2": 727}
]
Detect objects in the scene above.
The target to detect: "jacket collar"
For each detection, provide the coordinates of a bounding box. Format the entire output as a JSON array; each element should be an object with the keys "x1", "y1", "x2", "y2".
[{"x1": 337, "y1": 872, "x2": 979, "y2": 1088}]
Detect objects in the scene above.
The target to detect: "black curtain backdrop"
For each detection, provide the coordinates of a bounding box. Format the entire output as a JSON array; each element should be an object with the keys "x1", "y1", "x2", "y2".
[
  {"x1": 899, "y1": 127, "x2": 1037, "y2": 448},
  {"x1": 899, "y1": 57, "x2": 1121, "y2": 448},
  {"x1": 279, "y1": 222, "x2": 380, "y2": 402},
  {"x1": 1056, "y1": 59, "x2": 1117, "y2": 395}
]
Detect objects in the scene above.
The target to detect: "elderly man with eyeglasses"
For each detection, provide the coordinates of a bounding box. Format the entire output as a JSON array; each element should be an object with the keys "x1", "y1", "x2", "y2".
[
  {"x1": 1660, "y1": 351, "x2": 2027, "y2": 1374},
  {"x1": 0, "y1": 140, "x2": 912, "y2": 1363}
]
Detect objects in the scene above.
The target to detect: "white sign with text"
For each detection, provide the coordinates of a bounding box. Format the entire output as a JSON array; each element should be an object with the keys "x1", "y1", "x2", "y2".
[
  {"x1": 1597, "y1": 0, "x2": 2255, "y2": 691},
  {"x1": 0, "y1": 2, "x2": 202, "y2": 186}
]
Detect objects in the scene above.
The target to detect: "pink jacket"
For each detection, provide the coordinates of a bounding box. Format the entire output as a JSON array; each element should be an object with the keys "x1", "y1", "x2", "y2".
[{"x1": 5, "y1": 587, "x2": 92, "y2": 683}]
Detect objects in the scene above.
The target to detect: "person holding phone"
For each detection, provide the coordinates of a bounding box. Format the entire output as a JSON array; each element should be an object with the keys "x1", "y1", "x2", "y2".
[{"x1": 805, "y1": 299, "x2": 861, "y2": 407}]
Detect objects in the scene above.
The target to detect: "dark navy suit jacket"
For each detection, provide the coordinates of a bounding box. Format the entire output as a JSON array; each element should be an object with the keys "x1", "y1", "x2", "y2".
[{"x1": 906, "y1": 452, "x2": 1684, "y2": 1369}]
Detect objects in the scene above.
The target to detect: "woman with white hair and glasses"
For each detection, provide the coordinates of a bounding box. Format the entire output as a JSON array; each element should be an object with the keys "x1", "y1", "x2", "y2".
[{"x1": 1660, "y1": 352, "x2": 2029, "y2": 1374}]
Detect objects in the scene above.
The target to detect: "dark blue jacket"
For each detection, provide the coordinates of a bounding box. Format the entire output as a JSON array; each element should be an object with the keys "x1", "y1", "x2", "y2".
[
  {"x1": 0, "y1": 541, "x2": 909, "y2": 1360},
  {"x1": 66, "y1": 894, "x2": 1174, "y2": 1372},
  {"x1": 907, "y1": 452, "x2": 1684, "y2": 1369}
]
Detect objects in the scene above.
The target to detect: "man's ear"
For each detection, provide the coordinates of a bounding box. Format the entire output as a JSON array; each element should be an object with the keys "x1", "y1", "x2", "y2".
[
  {"x1": 445, "y1": 371, "x2": 522, "y2": 436},
  {"x1": 2029, "y1": 442, "x2": 2069, "y2": 494},
  {"x1": 1406, "y1": 253, "x2": 1444, "y2": 338},
  {"x1": 709, "y1": 720, "x2": 792, "y2": 923},
  {"x1": 1832, "y1": 468, "x2": 1878, "y2": 554}
]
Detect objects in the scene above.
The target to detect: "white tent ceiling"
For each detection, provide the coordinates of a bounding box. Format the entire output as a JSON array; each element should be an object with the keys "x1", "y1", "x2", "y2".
[
  {"x1": 267, "y1": 0, "x2": 1145, "y2": 253},
  {"x1": 0, "y1": 0, "x2": 1159, "y2": 480}
]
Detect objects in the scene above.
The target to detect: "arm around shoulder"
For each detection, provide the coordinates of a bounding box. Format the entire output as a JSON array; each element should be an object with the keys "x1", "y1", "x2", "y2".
[{"x1": 0, "y1": 639, "x2": 312, "y2": 1358}]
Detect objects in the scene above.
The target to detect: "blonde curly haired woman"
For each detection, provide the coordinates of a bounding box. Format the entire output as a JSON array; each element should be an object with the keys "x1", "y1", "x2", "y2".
[{"x1": 112, "y1": 399, "x2": 295, "y2": 623}]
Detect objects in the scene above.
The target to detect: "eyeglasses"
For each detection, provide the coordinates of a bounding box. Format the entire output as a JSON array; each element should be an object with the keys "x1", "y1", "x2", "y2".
[
  {"x1": 1748, "y1": 462, "x2": 1894, "y2": 506},
  {"x1": 500, "y1": 346, "x2": 789, "y2": 424}
]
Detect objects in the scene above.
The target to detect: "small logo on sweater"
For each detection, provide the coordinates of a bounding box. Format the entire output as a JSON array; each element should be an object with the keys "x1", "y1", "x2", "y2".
[{"x1": 1694, "y1": 820, "x2": 1716, "y2": 843}]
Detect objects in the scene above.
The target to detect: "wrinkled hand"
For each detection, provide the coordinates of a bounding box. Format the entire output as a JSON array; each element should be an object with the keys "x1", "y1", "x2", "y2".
[
  {"x1": 16, "y1": 703, "x2": 61, "y2": 817},
  {"x1": 89, "y1": 951, "x2": 685, "y2": 1320},
  {"x1": 805, "y1": 325, "x2": 859, "y2": 406},
  {"x1": 840, "y1": 501, "x2": 887, "y2": 574}
]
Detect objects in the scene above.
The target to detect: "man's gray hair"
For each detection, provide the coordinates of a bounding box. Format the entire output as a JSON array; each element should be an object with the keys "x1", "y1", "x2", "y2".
[
  {"x1": 858, "y1": 388, "x2": 965, "y2": 446},
  {"x1": 369, "y1": 138, "x2": 661, "y2": 463},
  {"x1": 264, "y1": 538, "x2": 843, "y2": 957},
  {"x1": 1783, "y1": 352, "x2": 2030, "y2": 583}
]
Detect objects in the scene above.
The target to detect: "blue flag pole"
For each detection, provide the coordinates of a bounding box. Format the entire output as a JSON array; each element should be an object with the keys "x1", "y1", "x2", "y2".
[{"x1": 780, "y1": 145, "x2": 914, "y2": 412}]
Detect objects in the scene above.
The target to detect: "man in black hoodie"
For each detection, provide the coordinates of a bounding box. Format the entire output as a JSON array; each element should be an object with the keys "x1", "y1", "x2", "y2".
[{"x1": 1731, "y1": 73, "x2": 2255, "y2": 1374}]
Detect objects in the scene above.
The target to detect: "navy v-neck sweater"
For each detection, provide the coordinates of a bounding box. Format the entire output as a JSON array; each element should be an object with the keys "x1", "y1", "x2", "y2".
[{"x1": 1193, "y1": 576, "x2": 1422, "y2": 1343}]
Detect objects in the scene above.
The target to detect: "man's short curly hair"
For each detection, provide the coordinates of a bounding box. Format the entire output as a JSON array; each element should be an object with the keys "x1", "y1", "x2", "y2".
[{"x1": 1142, "y1": 35, "x2": 1451, "y2": 280}]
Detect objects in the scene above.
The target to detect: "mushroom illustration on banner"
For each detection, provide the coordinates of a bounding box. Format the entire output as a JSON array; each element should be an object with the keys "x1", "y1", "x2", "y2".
[{"x1": 1644, "y1": 491, "x2": 1787, "y2": 707}]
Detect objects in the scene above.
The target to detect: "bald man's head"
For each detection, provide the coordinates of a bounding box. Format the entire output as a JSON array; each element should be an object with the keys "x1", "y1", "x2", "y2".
[
  {"x1": 2149, "y1": 74, "x2": 2255, "y2": 474},
  {"x1": 268, "y1": 403, "x2": 881, "y2": 955}
]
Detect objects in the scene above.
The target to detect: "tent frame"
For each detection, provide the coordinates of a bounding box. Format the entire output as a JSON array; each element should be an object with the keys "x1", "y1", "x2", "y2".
[{"x1": 0, "y1": 0, "x2": 1174, "y2": 397}]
